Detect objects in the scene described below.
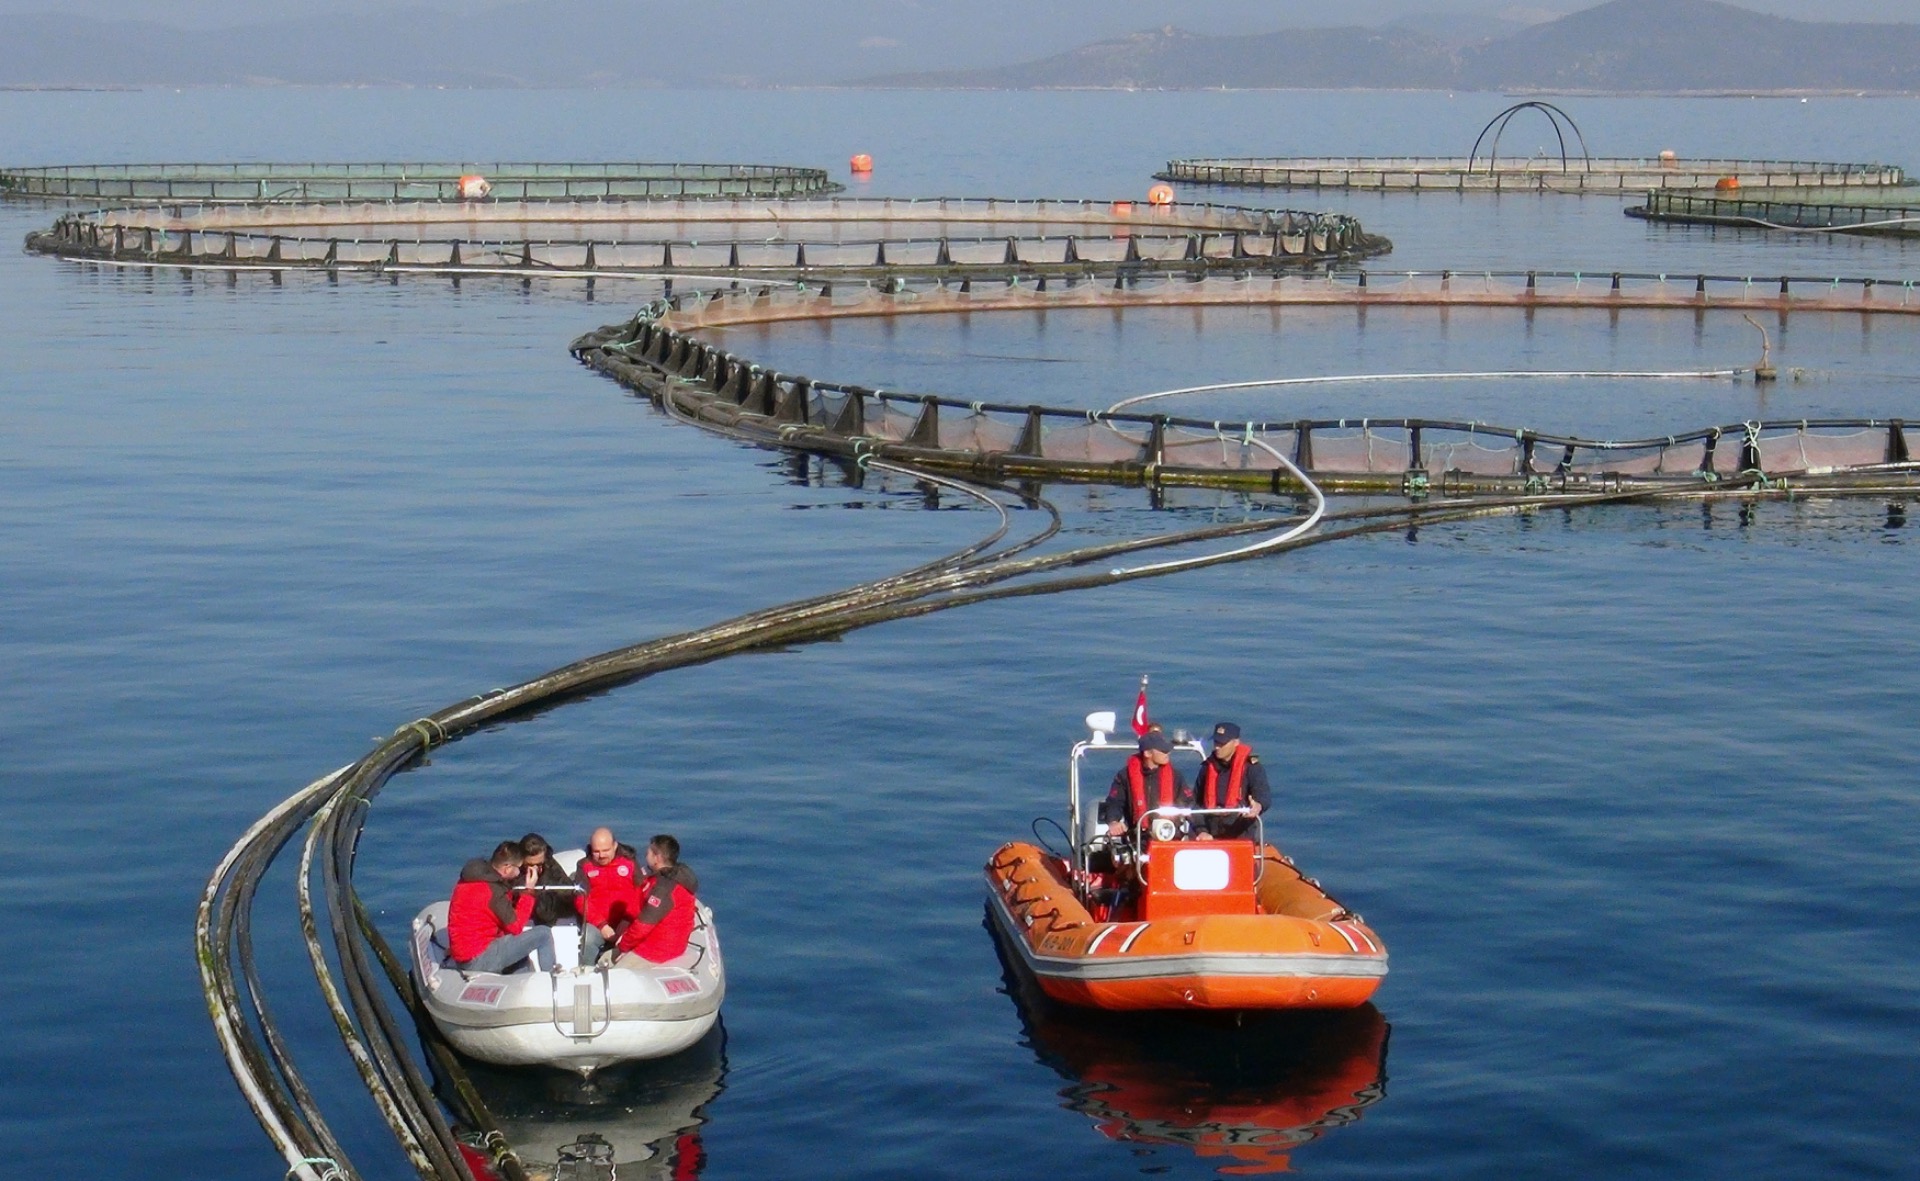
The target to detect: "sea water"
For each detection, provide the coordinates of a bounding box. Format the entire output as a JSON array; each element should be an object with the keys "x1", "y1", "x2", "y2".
[{"x1": 2, "y1": 89, "x2": 1917, "y2": 1179}]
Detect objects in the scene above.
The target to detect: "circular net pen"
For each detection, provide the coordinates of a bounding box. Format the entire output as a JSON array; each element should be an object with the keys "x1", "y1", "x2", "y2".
[
  {"x1": 0, "y1": 161, "x2": 840, "y2": 205},
  {"x1": 1630, "y1": 189, "x2": 1920, "y2": 237},
  {"x1": 571, "y1": 281, "x2": 1920, "y2": 499},
  {"x1": 25, "y1": 196, "x2": 1389, "y2": 281},
  {"x1": 1157, "y1": 157, "x2": 1907, "y2": 194}
]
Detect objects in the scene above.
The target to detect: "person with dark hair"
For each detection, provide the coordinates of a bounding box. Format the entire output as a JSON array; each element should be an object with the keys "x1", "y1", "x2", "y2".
[
  {"x1": 577, "y1": 826, "x2": 639, "y2": 966},
  {"x1": 516, "y1": 832, "x2": 580, "y2": 927},
  {"x1": 1195, "y1": 721, "x2": 1272, "y2": 840},
  {"x1": 616, "y1": 835, "x2": 700, "y2": 965},
  {"x1": 1098, "y1": 731, "x2": 1194, "y2": 841},
  {"x1": 447, "y1": 840, "x2": 555, "y2": 975}
]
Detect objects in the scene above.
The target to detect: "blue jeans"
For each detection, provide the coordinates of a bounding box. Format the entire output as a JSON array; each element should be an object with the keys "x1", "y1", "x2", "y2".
[
  {"x1": 460, "y1": 927, "x2": 556, "y2": 975},
  {"x1": 580, "y1": 922, "x2": 614, "y2": 966}
]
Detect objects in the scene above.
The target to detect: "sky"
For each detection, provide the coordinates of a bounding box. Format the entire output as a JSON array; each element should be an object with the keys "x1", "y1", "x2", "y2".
[{"x1": 3, "y1": 0, "x2": 1914, "y2": 30}]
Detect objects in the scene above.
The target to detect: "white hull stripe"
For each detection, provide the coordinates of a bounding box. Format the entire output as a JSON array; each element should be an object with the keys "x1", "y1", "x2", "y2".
[
  {"x1": 1084, "y1": 924, "x2": 1118, "y2": 955},
  {"x1": 1328, "y1": 924, "x2": 1360, "y2": 953},
  {"x1": 985, "y1": 883, "x2": 1386, "y2": 984},
  {"x1": 1117, "y1": 923, "x2": 1151, "y2": 953},
  {"x1": 1334, "y1": 921, "x2": 1381, "y2": 955}
]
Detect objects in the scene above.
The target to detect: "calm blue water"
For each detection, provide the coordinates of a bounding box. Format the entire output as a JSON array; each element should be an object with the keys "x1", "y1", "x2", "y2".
[{"x1": 3, "y1": 90, "x2": 1918, "y2": 1180}]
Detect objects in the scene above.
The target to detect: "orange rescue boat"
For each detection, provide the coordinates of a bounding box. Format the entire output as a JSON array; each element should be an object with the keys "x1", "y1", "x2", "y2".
[{"x1": 985, "y1": 712, "x2": 1386, "y2": 1011}]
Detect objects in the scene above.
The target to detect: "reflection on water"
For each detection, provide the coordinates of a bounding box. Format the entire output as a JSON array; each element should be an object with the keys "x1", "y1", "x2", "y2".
[
  {"x1": 438, "y1": 1025, "x2": 726, "y2": 1180},
  {"x1": 990, "y1": 917, "x2": 1388, "y2": 1175}
]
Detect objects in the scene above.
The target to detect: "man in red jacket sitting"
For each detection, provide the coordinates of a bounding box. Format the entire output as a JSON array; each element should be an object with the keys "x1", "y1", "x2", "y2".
[
  {"x1": 617, "y1": 834, "x2": 700, "y2": 964},
  {"x1": 577, "y1": 827, "x2": 639, "y2": 966},
  {"x1": 447, "y1": 840, "x2": 555, "y2": 975}
]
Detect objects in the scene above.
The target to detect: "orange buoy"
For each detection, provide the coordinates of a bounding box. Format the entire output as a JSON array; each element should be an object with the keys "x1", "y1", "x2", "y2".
[
  {"x1": 1715, "y1": 175, "x2": 1740, "y2": 191},
  {"x1": 1147, "y1": 183, "x2": 1175, "y2": 207},
  {"x1": 849, "y1": 153, "x2": 873, "y2": 175},
  {"x1": 1659, "y1": 149, "x2": 1678, "y2": 167},
  {"x1": 456, "y1": 173, "x2": 491, "y2": 201}
]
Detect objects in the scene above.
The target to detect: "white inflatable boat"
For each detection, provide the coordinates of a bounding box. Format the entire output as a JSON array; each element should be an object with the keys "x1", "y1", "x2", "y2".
[{"x1": 409, "y1": 851, "x2": 724, "y2": 1076}]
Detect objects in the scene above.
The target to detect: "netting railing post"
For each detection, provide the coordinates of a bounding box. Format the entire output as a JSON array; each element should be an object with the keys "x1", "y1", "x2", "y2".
[
  {"x1": 830, "y1": 390, "x2": 866, "y2": 436},
  {"x1": 905, "y1": 400, "x2": 941, "y2": 448},
  {"x1": 776, "y1": 379, "x2": 812, "y2": 425},
  {"x1": 1294, "y1": 423, "x2": 1314, "y2": 470},
  {"x1": 720, "y1": 358, "x2": 748, "y2": 404},
  {"x1": 1013, "y1": 407, "x2": 1045, "y2": 458},
  {"x1": 1889, "y1": 420, "x2": 1909, "y2": 464},
  {"x1": 745, "y1": 371, "x2": 778, "y2": 417}
]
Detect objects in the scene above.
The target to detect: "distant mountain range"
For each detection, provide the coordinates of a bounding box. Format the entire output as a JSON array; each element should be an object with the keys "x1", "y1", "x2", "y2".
[
  {"x1": 865, "y1": 0, "x2": 1920, "y2": 93},
  {"x1": 0, "y1": 0, "x2": 1916, "y2": 92}
]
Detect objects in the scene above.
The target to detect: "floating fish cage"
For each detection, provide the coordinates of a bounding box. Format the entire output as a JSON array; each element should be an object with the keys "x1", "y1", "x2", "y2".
[
  {"x1": 0, "y1": 161, "x2": 841, "y2": 204},
  {"x1": 572, "y1": 281, "x2": 1920, "y2": 499},
  {"x1": 1157, "y1": 157, "x2": 1908, "y2": 194},
  {"x1": 1629, "y1": 189, "x2": 1920, "y2": 236},
  {"x1": 25, "y1": 196, "x2": 1388, "y2": 279}
]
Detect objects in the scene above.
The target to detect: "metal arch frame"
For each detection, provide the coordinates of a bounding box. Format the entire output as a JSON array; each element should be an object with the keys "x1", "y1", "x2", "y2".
[{"x1": 1468, "y1": 102, "x2": 1593, "y2": 176}]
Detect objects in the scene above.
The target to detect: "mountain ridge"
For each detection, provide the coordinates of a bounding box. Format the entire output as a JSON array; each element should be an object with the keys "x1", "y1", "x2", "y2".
[
  {"x1": 1, "y1": 0, "x2": 1917, "y2": 91},
  {"x1": 859, "y1": 0, "x2": 1920, "y2": 93}
]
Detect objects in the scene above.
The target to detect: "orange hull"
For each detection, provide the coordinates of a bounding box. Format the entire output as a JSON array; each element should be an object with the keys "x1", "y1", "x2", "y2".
[{"x1": 985, "y1": 841, "x2": 1386, "y2": 1012}]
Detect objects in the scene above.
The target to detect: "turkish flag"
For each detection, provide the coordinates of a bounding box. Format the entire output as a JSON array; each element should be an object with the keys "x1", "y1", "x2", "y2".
[{"x1": 1131, "y1": 682, "x2": 1150, "y2": 737}]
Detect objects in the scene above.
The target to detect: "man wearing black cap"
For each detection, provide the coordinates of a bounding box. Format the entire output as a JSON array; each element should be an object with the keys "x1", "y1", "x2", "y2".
[
  {"x1": 1099, "y1": 730, "x2": 1194, "y2": 840},
  {"x1": 1196, "y1": 721, "x2": 1272, "y2": 840}
]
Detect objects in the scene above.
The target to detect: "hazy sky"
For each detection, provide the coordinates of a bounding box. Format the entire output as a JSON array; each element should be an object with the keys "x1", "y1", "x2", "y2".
[{"x1": 3, "y1": 0, "x2": 1914, "y2": 29}]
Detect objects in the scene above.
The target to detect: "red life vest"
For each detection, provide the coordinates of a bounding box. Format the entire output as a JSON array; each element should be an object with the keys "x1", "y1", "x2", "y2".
[
  {"x1": 1199, "y1": 743, "x2": 1254, "y2": 810},
  {"x1": 1125, "y1": 754, "x2": 1178, "y2": 822}
]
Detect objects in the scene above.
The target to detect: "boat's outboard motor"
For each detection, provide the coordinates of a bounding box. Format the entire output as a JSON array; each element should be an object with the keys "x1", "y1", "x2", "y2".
[{"x1": 554, "y1": 1133, "x2": 616, "y2": 1181}]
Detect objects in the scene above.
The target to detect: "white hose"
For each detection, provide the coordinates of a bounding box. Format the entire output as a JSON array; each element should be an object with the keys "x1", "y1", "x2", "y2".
[
  {"x1": 1108, "y1": 434, "x2": 1325, "y2": 578},
  {"x1": 1104, "y1": 368, "x2": 1738, "y2": 415}
]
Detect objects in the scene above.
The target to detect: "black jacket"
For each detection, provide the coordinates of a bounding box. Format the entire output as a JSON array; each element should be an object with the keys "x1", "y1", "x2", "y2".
[
  {"x1": 519, "y1": 858, "x2": 581, "y2": 927},
  {"x1": 1196, "y1": 750, "x2": 1273, "y2": 838},
  {"x1": 1097, "y1": 756, "x2": 1194, "y2": 827}
]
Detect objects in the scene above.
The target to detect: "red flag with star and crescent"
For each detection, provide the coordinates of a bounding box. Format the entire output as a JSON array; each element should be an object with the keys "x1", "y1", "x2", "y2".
[{"x1": 1131, "y1": 676, "x2": 1151, "y2": 737}]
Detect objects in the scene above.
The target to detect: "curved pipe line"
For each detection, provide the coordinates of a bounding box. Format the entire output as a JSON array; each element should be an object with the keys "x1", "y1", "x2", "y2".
[
  {"x1": 1717, "y1": 214, "x2": 1920, "y2": 234},
  {"x1": 197, "y1": 766, "x2": 358, "y2": 1181},
  {"x1": 1103, "y1": 368, "x2": 1740, "y2": 414},
  {"x1": 1107, "y1": 437, "x2": 1324, "y2": 578}
]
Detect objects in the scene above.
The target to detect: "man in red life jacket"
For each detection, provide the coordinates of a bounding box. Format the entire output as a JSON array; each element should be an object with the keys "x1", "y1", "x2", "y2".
[
  {"x1": 1195, "y1": 721, "x2": 1272, "y2": 840},
  {"x1": 577, "y1": 826, "x2": 640, "y2": 965},
  {"x1": 1098, "y1": 730, "x2": 1194, "y2": 840},
  {"x1": 447, "y1": 840, "x2": 556, "y2": 975},
  {"x1": 617, "y1": 834, "x2": 700, "y2": 964}
]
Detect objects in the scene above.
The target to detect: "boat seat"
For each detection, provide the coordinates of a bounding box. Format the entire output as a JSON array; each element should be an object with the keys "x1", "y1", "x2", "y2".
[
  {"x1": 427, "y1": 926, "x2": 459, "y2": 969},
  {"x1": 612, "y1": 941, "x2": 705, "y2": 973}
]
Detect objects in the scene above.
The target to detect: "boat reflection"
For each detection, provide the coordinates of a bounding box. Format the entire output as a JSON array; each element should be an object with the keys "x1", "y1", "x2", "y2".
[
  {"x1": 992, "y1": 918, "x2": 1388, "y2": 1174},
  {"x1": 441, "y1": 1023, "x2": 727, "y2": 1180}
]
